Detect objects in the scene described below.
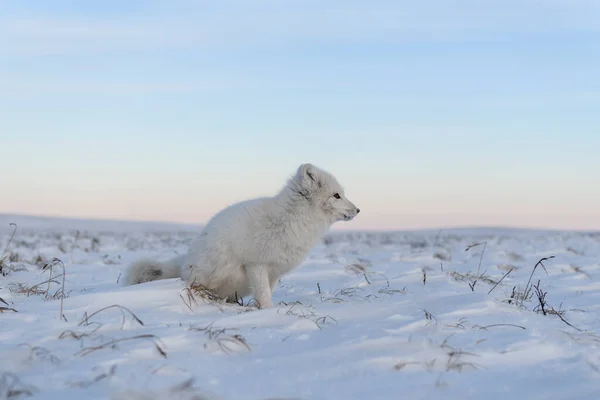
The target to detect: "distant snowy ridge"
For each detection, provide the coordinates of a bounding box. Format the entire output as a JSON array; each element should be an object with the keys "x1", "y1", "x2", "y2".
[{"x1": 0, "y1": 213, "x2": 204, "y2": 234}]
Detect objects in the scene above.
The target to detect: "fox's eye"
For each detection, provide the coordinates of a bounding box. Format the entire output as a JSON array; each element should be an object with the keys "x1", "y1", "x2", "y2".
[{"x1": 333, "y1": 193, "x2": 341, "y2": 199}]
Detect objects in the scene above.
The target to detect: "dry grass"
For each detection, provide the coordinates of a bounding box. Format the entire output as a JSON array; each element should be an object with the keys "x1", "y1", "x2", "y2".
[
  {"x1": 58, "y1": 325, "x2": 103, "y2": 341},
  {"x1": 189, "y1": 323, "x2": 251, "y2": 354},
  {"x1": 188, "y1": 283, "x2": 223, "y2": 303},
  {"x1": 393, "y1": 336, "x2": 483, "y2": 374},
  {"x1": 531, "y1": 279, "x2": 582, "y2": 331},
  {"x1": 433, "y1": 250, "x2": 451, "y2": 261},
  {"x1": 487, "y1": 267, "x2": 514, "y2": 294},
  {"x1": 0, "y1": 296, "x2": 17, "y2": 313},
  {"x1": 41, "y1": 258, "x2": 68, "y2": 320},
  {"x1": 497, "y1": 256, "x2": 582, "y2": 331},
  {"x1": 445, "y1": 349, "x2": 482, "y2": 372},
  {"x1": 318, "y1": 272, "x2": 405, "y2": 304},
  {"x1": 505, "y1": 285, "x2": 533, "y2": 307},
  {"x1": 278, "y1": 301, "x2": 337, "y2": 330},
  {"x1": 280, "y1": 301, "x2": 319, "y2": 321},
  {"x1": 520, "y1": 256, "x2": 554, "y2": 307},
  {"x1": 568, "y1": 265, "x2": 591, "y2": 280},
  {"x1": 0, "y1": 372, "x2": 37, "y2": 399},
  {"x1": 6, "y1": 258, "x2": 69, "y2": 320},
  {"x1": 79, "y1": 304, "x2": 144, "y2": 330},
  {"x1": 323, "y1": 284, "x2": 384, "y2": 303},
  {"x1": 19, "y1": 344, "x2": 61, "y2": 365},
  {"x1": 449, "y1": 271, "x2": 498, "y2": 287},
  {"x1": 442, "y1": 316, "x2": 527, "y2": 332},
  {"x1": 345, "y1": 262, "x2": 369, "y2": 275},
  {"x1": 74, "y1": 334, "x2": 168, "y2": 358},
  {"x1": 393, "y1": 360, "x2": 421, "y2": 370},
  {"x1": 8, "y1": 283, "x2": 47, "y2": 297},
  {"x1": 67, "y1": 365, "x2": 117, "y2": 389},
  {"x1": 503, "y1": 256, "x2": 554, "y2": 308},
  {"x1": 180, "y1": 280, "x2": 229, "y2": 311},
  {"x1": 423, "y1": 309, "x2": 437, "y2": 325},
  {"x1": 473, "y1": 323, "x2": 526, "y2": 331},
  {"x1": 0, "y1": 223, "x2": 17, "y2": 277},
  {"x1": 378, "y1": 284, "x2": 407, "y2": 296},
  {"x1": 444, "y1": 317, "x2": 469, "y2": 330},
  {"x1": 462, "y1": 241, "x2": 489, "y2": 291},
  {"x1": 32, "y1": 255, "x2": 47, "y2": 268}
]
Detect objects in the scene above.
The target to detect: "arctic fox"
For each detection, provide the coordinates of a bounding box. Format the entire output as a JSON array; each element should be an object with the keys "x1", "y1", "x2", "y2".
[{"x1": 123, "y1": 163, "x2": 360, "y2": 308}]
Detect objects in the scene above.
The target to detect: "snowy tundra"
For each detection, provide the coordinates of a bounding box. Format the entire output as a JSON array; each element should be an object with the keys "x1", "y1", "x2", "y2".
[
  {"x1": 1, "y1": 216, "x2": 600, "y2": 399},
  {"x1": 123, "y1": 163, "x2": 360, "y2": 308}
]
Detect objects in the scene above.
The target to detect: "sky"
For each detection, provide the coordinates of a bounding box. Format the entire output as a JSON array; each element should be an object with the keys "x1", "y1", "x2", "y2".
[{"x1": 1, "y1": 0, "x2": 599, "y2": 231}]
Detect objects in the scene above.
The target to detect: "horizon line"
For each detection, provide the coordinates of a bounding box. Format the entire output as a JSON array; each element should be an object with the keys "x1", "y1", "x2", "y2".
[{"x1": 1, "y1": 211, "x2": 598, "y2": 234}]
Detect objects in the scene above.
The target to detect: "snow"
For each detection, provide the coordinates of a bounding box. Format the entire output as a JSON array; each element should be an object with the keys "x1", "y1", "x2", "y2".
[{"x1": 2, "y1": 215, "x2": 600, "y2": 399}]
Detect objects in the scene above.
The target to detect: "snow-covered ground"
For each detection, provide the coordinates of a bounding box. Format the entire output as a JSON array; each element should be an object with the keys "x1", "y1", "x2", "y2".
[{"x1": 1, "y1": 215, "x2": 600, "y2": 400}]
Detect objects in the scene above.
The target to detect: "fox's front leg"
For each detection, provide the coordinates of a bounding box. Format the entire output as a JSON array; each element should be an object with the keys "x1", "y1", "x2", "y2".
[{"x1": 245, "y1": 265, "x2": 274, "y2": 309}]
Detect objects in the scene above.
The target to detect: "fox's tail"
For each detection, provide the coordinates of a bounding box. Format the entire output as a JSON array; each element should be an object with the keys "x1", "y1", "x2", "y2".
[{"x1": 122, "y1": 254, "x2": 185, "y2": 285}]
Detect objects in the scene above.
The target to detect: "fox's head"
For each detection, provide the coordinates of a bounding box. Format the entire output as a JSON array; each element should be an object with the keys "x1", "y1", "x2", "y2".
[{"x1": 292, "y1": 163, "x2": 360, "y2": 224}]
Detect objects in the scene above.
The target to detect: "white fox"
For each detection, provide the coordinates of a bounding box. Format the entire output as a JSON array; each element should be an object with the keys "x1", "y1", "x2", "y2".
[{"x1": 123, "y1": 163, "x2": 360, "y2": 308}]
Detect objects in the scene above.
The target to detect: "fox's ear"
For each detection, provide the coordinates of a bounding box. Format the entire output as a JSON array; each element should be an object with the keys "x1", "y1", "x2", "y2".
[
  {"x1": 297, "y1": 163, "x2": 319, "y2": 188},
  {"x1": 299, "y1": 163, "x2": 316, "y2": 182}
]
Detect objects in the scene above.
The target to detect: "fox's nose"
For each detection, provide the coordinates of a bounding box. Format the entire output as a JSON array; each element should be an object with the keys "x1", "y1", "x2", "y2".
[{"x1": 356, "y1": 208, "x2": 360, "y2": 214}]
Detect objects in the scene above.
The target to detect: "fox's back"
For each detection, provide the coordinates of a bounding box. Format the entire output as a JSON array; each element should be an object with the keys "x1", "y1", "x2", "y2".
[{"x1": 188, "y1": 195, "x2": 326, "y2": 271}]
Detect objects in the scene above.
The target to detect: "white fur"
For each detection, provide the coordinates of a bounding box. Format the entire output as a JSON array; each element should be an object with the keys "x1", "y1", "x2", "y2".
[{"x1": 123, "y1": 163, "x2": 360, "y2": 308}]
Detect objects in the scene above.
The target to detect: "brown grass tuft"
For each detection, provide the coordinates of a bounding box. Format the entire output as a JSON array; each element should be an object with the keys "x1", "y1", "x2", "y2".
[
  {"x1": 189, "y1": 323, "x2": 251, "y2": 354},
  {"x1": 75, "y1": 334, "x2": 167, "y2": 358},
  {"x1": 79, "y1": 304, "x2": 144, "y2": 329},
  {"x1": 0, "y1": 223, "x2": 17, "y2": 276}
]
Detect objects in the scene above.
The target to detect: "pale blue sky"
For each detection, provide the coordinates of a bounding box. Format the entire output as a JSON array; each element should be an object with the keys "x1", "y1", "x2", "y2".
[{"x1": 1, "y1": 0, "x2": 599, "y2": 230}]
